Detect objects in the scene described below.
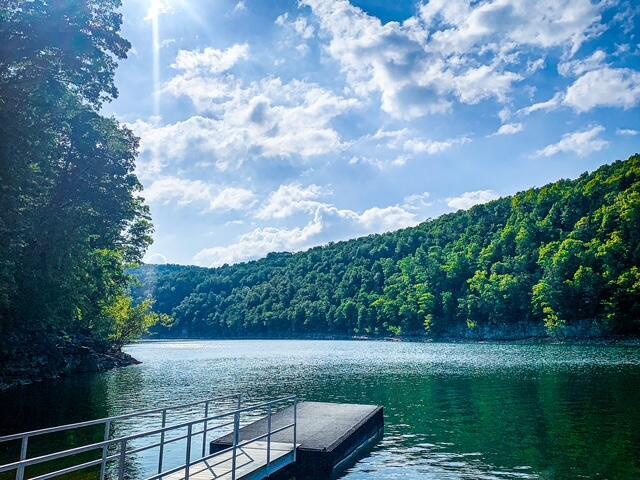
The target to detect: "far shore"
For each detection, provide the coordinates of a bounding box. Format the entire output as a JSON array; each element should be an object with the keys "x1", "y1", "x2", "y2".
[{"x1": 133, "y1": 334, "x2": 640, "y2": 347}]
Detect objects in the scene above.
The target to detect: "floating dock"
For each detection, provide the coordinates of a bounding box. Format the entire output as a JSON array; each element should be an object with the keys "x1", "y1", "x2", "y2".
[
  {"x1": 0, "y1": 395, "x2": 383, "y2": 480},
  {"x1": 211, "y1": 401, "x2": 384, "y2": 479}
]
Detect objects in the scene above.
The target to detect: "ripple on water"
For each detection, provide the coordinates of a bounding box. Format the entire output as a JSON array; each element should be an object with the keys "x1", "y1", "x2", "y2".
[{"x1": 0, "y1": 340, "x2": 639, "y2": 480}]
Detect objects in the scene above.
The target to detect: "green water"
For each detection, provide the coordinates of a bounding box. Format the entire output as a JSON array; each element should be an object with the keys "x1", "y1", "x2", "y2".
[{"x1": 1, "y1": 340, "x2": 640, "y2": 479}]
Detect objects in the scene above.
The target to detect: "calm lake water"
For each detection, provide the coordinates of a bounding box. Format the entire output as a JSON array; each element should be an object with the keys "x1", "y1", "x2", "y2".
[{"x1": 1, "y1": 340, "x2": 640, "y2": 479}]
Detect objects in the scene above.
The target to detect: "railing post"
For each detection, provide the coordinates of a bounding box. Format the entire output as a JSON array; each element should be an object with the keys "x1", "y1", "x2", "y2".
[
  {"x1": 16, "y1": 435, "x2": 28, "y2": 480},
  {"x1": 118, "y1": 440, "x2": 126, "y2": 480},
  {"x1": 100, "y1": 420, "x2": 111, "y2": 480},
  {"x1": 185, "y1": 424, "x2": 192, "y2": 480},
  {"x1": 266, "y1": 405, "x2": 272, "y2": 471},
  {"x1": 231, "y1": 411, "x2": 239, "y2": 480},
  {"x1": 236, "y1": 393, "x2": 242, "y2": 409},
  {"x1": 201, "y1": 400, "x2": 209, "y2": 458},
  {"x1": 158, "y1": 409, "x2": 166, "y2": 475},
  {"x1": 293, "y1": 398, "x2": 297, "y2": 462}
]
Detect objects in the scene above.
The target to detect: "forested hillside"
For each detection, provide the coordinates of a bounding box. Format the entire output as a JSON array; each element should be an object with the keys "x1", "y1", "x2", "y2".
[{"x1": 133, "y1": 155, "x2": 640, "y2": 339}]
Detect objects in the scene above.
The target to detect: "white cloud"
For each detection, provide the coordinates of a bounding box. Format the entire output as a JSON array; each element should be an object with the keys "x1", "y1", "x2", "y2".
[
  {"x1": 233, "y1": 1, "x2": 246, "y2": 13},
  {"x1": 535, "y1": 125, "x2": 608, "y2": 157},
  {"x1": 195, "y1": 187, "x2": 426, "y2": 266},
  {"x1": 161, "y1": 48, "x2": 359, "y2": 172},
  {"x1": 402, "y1": 192, "x2": 432, "y2": 212},
  {"x1": 519, "y1": 92, "x2": 563, "y2": 115},
  {"x1": 616, "y1": 128, "x2": 639, "y2": 136},
  {"x1": 563, "y1": 67, "x2": 640, "y2": 112},
  {"x1": 522, "y1": 67, "x2": 640, "y2": 115},
  {"x1": 276, "y1": 13, "x2": 315, "y2": 39},
  {"x1": 210, "y1": 187, "x2": 256, "y2": 211},
  {"x1": 256, "y1": 183, "x2": 325, "y2": 219},
  {"x1": 419, "y1": 0, "x2": 603, "y2": 55},
  {"x1": 348, "y1": 128, "x2": 472, "y2": 169},
  {"x1": 557, "y1": 49, "x2": 606, "y2": 77},
  {"x1": 172, "y1": 44, "x2": 249, "y2": 74},
  {"x1": 134, "y1": 77, "x2": 357, "y2": 174},
  {"x1": 144, "y1": 253, "x2": 168, "y2": 264},
  {"x1": 143, "y1": 176, "x2": 255, "y2": 212},
  {"x1": 489, "y1": 122, "x2": 523, "y2": 136},
  {"x1": 301, "y1": 0, "x2": 605, "y2": 119},
  {"x1": 194, "y1": 220, "x2": 323, "y2": 266},
  {"x1": 447, "y1": 190, "x2": 499, "y2": 210},
  {"x1": 403, "y1": 136, "x2": 471, "y2": 155}
]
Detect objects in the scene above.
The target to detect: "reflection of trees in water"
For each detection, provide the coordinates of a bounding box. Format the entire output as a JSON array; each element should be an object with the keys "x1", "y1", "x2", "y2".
[
  {"x1": 0, "y1": 371, "x2": 147, "y2": 480},
  {"x1": 306, "y1": 366, "x2": 640, "y2": 479},
  {"x1": 234, "y1": 362, "x2": 640, "y2": 479}
]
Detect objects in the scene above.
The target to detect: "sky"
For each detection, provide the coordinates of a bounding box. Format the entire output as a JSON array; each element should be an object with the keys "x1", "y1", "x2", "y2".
[{"x1": 103, "y1": 0, "x2": 640, "y2": 267}]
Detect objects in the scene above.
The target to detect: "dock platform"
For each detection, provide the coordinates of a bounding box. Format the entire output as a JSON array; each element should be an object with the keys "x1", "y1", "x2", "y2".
[
  {"x1": 163, "y1": 441, "x2": 295, "y2": 480},
  {"x1": 0, "y1": 395, "x2": 383, "y2": 480},
  {"x1": 211, "y1": 401, "x2": 384, "y2": 478}
]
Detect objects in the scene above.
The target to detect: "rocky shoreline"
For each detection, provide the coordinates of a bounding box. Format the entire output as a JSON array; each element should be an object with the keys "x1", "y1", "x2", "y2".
[{"x1": 0, "y1": 330, "x2": 140, "y2": 391}]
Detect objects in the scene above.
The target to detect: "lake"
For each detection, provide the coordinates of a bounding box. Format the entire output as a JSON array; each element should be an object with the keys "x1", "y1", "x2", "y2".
[{"x1": 1, "y1": 340, "x2": 640, "y2": 479}]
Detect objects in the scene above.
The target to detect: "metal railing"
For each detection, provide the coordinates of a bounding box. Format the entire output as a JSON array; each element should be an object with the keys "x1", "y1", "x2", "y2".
[{"x1": 0, "y1": 394, "x2": 298, "y2": 480}]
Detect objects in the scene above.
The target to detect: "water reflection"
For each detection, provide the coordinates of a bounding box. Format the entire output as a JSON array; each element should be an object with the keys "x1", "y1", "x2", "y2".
[{"x1": 1, "y1": 341, "x2": 639, "y2": 479}]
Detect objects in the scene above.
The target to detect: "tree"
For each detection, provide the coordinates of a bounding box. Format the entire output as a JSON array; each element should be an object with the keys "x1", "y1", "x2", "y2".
[
  {"x1": 0, "y1": 0, "x2": 154, "y2": 345},
  {"x1": 131, "y1": 155, "x2": 640, "y2": 340}
]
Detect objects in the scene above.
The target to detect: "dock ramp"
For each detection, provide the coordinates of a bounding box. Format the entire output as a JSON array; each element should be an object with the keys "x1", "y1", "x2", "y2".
[{"x1": 0, "y1": 396, "x2": 383, "y2": 480}]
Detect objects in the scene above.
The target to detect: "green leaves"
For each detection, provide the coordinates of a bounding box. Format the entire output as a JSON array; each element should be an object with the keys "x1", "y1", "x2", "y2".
[
  {"x1": 103, "y1": 296, "x2": 171, "y2": 349},
  {"x1": 130, "y1": 155, "x2": 640, "y2": 340},
  {"x1": 0, "y1": 0, "x2": 154, "y2": 346}
]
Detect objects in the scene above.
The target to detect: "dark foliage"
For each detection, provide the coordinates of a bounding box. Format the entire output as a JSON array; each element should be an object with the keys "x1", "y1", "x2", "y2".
[{"x1": 0, "y1": 1, "x2": 153, "y2": 345}]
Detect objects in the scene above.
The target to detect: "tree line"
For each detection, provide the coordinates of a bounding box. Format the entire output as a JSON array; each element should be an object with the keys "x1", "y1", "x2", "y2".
[
  {"x1": 133, "y1": 154, "x2": 640, "y2": 339},
  {"x1": 0, "y1": 0, "x2": 161, "y2": 350}
]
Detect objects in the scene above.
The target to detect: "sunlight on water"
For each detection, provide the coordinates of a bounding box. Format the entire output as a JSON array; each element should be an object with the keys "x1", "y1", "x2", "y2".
[{"x1": 1, "y1": 341, "x2": 640, "y2": 479}]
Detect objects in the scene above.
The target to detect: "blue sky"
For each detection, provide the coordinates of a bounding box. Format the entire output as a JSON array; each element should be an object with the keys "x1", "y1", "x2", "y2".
[{"x1": 104, "y1": 0, "x2": 640, "y2": 266}]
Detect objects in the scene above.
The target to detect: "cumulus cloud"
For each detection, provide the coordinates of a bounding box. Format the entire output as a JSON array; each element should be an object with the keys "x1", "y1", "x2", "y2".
[
  {"x1": 300, "y1": 0, "x2": 605, "y2": 119},
  {"x1": 256, "y1": 183, "x2": 325, "y2": 219},
  {"x1": 350, "y1": 128, "x2": 472, "y2": 168},
  {"x1": 143, "y1": 176, "x2": 255, "y2": 212},
  {"x1": 172, "y1": 44, "x2": 249, "y2": 74},
  {"x1": 521, "y1": 67, "x2": 640, "y2": 115},
  {"x1": 194, "y1": 220, "x2": 323, "y2": 266},
  {"x1": 402, "y1": 192, "x2": 432, "y2": 212},
  {"x1": 534, "y1": 125, "x2": 608, "y2": 157},
  {"x1": 133, "y1": 76, "x2": 357, "y2": 174},
  {"x1": 563, "y1": 67, "x2": 640, "y2": 112},
  {"x1": 489, "y1": 123, "x2": 523, "y2": 136},
  {"x1": 276, "y1": 12, "x2": 316, "y2": 39},
  {"x1": 557, "y1": 49, "x2": 606, "y2": 77},
  {"x1": 194, "y1": 185, "x2": 429, "y2": 266},
  {"x1": 418, "y1": 0, "x2": 603, "y2": 54},
  {"x1": 156, "y1": 45, "x2": 360, "y2": 173},
  {"x1": 447, "y1": 190, "x2": 499, "y2": 210},
  {"x1": 144, "y1": 253, "x2": 168, "y2": 265},
  {"x1": 193, "y1": 204, "x2": 419, "y2": 266}
]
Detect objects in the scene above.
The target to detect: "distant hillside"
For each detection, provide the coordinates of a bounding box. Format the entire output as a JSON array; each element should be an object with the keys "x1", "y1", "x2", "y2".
[{"x1": 132, "y1": 154, "x2": 640, "y2": 340}]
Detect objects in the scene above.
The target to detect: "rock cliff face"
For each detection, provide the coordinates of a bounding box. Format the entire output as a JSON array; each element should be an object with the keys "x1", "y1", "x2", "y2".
[{"x1": 0, "y1": 330, "x2": 140, "y2": 390}]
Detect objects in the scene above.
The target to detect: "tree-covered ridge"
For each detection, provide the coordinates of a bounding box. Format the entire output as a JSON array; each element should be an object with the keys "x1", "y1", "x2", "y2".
[
  {"x1": 133, "y1": 155, "x2": 640, "y2": 339},
  {"x1": 0, "y1": 1, "x2": 158, "y2": 350}
]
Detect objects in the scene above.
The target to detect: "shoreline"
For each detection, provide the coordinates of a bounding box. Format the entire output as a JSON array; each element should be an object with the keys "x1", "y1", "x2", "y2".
[
  {"x1": 3, "y1": 334, "x2": 639, "y2": 392},
  {"x1": 0, "y1": 331, "x2": 140, "y2": 391},
  {"x1": 137, "y1": 333, "x2": 640, "y2": 346}
]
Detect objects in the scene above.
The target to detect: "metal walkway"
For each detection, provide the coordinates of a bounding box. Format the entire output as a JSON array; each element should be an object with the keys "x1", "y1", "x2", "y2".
[{"x1": 0, "y1": 394, "x2": 297, "y2": 480}]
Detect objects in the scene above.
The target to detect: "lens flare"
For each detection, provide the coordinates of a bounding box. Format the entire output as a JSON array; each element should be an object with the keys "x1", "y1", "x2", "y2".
[{"x1": 146, "y1": 0, "x2": 168, "y2": 117}]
